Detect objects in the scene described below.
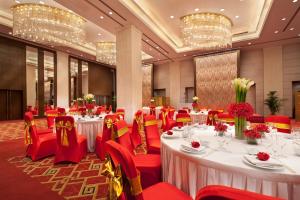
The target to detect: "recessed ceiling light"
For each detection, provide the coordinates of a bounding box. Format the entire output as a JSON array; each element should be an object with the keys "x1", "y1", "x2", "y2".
[
  {"x1": 39, "y1": 1, "x2": 44, "y2": 4},
  {"x1": 274, "y1": 30, "x2": 279, "y2": 34},
  {"x1": 281, "y1": 17, "x2": 286, "y2": 21},
  {"x1": 170, "y1": 15, "x2": 174, "y2": 19},
  {"x1": 235, "y1": 15, "x2": 240, "y2": 19},
  {"x1": 80, "y1": 54, "x2": 83, "y2": 57},
  {"x1": 248, "y1": 42, "x2": 252, "y2": 45},
  {"x1": 67, "y1": 50, "x2": 70, "y2": 53},
  {"x1": 220, "y1": 8, "x2": 225, "y2": 12},
  {"x1": 8, "y1": 32, "x2": 12, "y2": 35},
  {"x1": 149, "y1": 48, "x2": 152, "y2": 51},
  {"x1": 298, "y1": 33, "x2": 300, "y2": 37},
  {"x1": 184, "y1": 54, "x2": 186, "y2": 56},
  {"x1": 293, "y1": 0, "x2": 298, "y2": 3},
  {"x1": 100, "y1": 16, "x2": 104, "y2": 19},
  {"x1": 15, "y1": 0, "x2": 20, "y2": 3},
  {"x1": 108, "y1": 11, "x2": 113, "y2": 15},
  {"x1": 146, "y1": 39, "x2": 149, "y2": 42},
  {"x1": 156, "y1": 46, "x2": 159, "y2": 49},
  {"x1": 194, "y1": 8, "x2": 199, "y2": 12},
  {"x1": 97, "y1": 33, "x2": 102, "y2": 36},
  {"x1": 290, "y1": 27, "x2": 295, "y2": 31}
]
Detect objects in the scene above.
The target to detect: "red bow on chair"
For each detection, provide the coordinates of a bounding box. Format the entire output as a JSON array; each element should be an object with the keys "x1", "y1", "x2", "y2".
[{"x1": 24, "y1": 120, "x2": 34, "y2": 145}]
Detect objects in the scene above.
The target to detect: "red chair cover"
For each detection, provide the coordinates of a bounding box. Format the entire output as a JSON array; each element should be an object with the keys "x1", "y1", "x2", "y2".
[
  {"x1": 24, "y1": 112, "x2": 52, "y2": 135},
  {"x1": 159, "y1": 108, "x2": 176, "y2": 131},
  {"x1": 178, "y1": 109, "x2": 188, "y2": 114},
  {"x1": 116, "y1": 108, "x2": 125, "y2": 120},
  {"x1": 217, "y1": 112, "x2": 235, "y2": 125},
  {"x1": 143, "y1": 115, "x2": 160, "y2": 154},
  {"x1": 95, "y1": 114, "x2": 120, "y2": 160},
  {"x1": 95, "y1": 106, "x2": 106, "y2": 115},
  {"x1": 113, "y1": 120, "x2": 161, "y2": 189},
  {"x1": 176, "y1": 113, "x2": 192, "y2": 127},
  {"x1": 206, "y1": 110, "x2": 219, "y2": 126},
  {"x1": 131, "y1": 110, "x2": 143, "y2": 148},
  {"x1": 45, "y1": 110, "x2": 58, "y2": 129},
  {"x1": 265, "y1": 115, "x2": 291, "y2": 133},
  {"x1": 106, "y1": 105, "x2": 112, "y2": 114},
  {"x1": 54, "y1": 116, "x2": 87, "y2": 163},
  {"x1": 196, "y1": 185, "x2": 283, "y2": 200},
  {"x1": 168, "y1": 107, "x2": 176, "y2": 119},
  {"x1": 24, "y1": 113, "x2": 56, "y2": 161},
  {"x1": 149, "y1": 106, "x2": 156, "y2": 116},
  {"x1": 105, "y1": 141, "x2": 192, "y2": 200},
  {"x1": 57, "y1": 107, "x2": 66, "y2": 116}
]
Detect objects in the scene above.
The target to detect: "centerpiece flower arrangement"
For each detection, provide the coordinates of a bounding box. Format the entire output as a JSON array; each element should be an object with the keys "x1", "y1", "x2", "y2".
[
  {"x1": 76, "y1": 97, "x2": 84, "y2": 107},
  {"x1": 214, "y1": 122, "x2": 228, "y2": 136},
  {"x1": 244, "y1": 129, "x2": 262, "y2": 145},
  {"x1": 231, "y1": 78, "x2": 255, "y2": 139},
  {"x1": 84, "y1": 94, "x2": 95, "y2": 115},
  {"x1": 150, "y1": 98, "x2": 155, "y2": 107},
  {"x1": 254, "y1": 124, "x2": 269, "y2": 137},
  {"x1": 192, "y1": 96, "x2": 199, "y2": 112}
]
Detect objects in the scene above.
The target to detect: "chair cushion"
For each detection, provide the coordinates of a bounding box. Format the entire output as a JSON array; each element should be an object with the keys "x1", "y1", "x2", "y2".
[
  {"x1": 148, "y1": 139, "x2": 160, "y2": 154},
  {"x1": 37, "y1": 128, "x2": 53, "y2": 135},
  {"x1": 39, "y1": 133, "x2": 56, "y2": 142},
  {"x1": 143, "y1": 182, "x2": 192, "y2": 200}
]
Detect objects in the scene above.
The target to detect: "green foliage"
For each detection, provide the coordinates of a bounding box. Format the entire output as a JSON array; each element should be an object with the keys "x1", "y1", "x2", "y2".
[{"x1": 264, "y1": 91, "x2": 282, "y2": 115}]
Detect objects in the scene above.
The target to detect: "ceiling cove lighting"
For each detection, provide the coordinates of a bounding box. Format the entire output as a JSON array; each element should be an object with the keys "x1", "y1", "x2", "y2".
[
  {"x1": 180, "y1": 12, "x2": 232, "y2": 50},
  {"x1": 11, "y1": 3, "x2": 86, "y2": 47},
  {"x1": 96, "y1": 42, "x2": 116, "y2": 65}
]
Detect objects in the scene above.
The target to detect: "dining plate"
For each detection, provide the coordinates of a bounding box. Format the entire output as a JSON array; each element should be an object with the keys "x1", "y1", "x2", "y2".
[
  {"x1": 173, "y1": 127, "x2": 184, "y2": 131},
  {"x1": 180, "y1": 145, "x2": 206, "y2": 154},
  {"x1": 162, "y1": 132, "x2": 180, "y2": 139},
  {"x1": 242, "y1": 155, "x2": 284, "y2": 170}
]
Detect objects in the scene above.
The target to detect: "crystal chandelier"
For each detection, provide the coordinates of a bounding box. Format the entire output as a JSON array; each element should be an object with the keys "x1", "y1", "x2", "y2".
[
  {"x1": 11, "y1": 3, "x2": 86, "y2": 46},
  {"x1": 181, "y1": 12, "x2": 232, "y2": 50},
  {"x1": 96, "y1": 42, "x2": 116, "y2": 65}
]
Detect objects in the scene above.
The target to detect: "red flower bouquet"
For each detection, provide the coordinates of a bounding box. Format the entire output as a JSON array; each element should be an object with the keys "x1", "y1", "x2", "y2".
[
  {"x1": 256, "y1": 152, "x2": 270, "y2": 161},
  {"x1": 228, "y1": 103, "x2": 254, "y2": 118},
  {"x1": 254, "y1": 124, "x2": 269, "y2": 133},
  {"x1": 191, "y1": 141, "x2": 200, "y2": 148},
  {"x1": 244, "y1": 129, "x2": 261, "y2": 145},
  {"x1": 167, "y1": 130, "x2": 173, "y2": 135},
  {"x1": 86, "y1": 103, "x2": 95, "y2": 110},
  {"x1": 214, "y1": 122, "x2": 228, "y2": 136}
]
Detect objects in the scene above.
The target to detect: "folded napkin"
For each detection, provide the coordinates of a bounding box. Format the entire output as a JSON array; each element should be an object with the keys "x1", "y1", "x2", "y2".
[
  {"x1": 243, "y1": 155, "x2": 283, "y2": 167},
  {"x1": 181, "y1": 144, "x2": 204, "y2": 152}
]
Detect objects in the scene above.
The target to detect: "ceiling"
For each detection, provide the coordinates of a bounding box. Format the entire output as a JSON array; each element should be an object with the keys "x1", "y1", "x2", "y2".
[{"x1": 0, "y1": 0, "x2": 300, "y2": 64}]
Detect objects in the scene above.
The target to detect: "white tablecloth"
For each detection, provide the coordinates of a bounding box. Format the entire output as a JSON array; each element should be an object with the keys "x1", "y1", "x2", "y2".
[
  {"x1": 161, "y1": 126, "x2": 300, "y2": 199},
  {"x1": 74, "y1": 115, "x2": 105, "y2": 152}
]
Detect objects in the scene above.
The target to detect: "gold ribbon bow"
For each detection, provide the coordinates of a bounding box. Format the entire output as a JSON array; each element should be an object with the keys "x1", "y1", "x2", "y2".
[
  {"x1": 161, "y1": 111, "x2": 168, "y2": 126},
  {"x1": 144, "y1": 120, "x2": 158, "y2": 127},
  {"x1": 128, "y1": 174, "x2": 143, "y2": 196},
  {"x1": 101, "y1": 157, "x2": 123, "y2": 200},
  {"x1": 135, "y1": 115, "x2": 143, "y2": 133},
  {"x1": 105, "y1": 118, "x2": 113, "y2": 129},
  {"x1": 115, "y1": 127, "x2": 129, "y2": 138},
  {"x1": 55, "y1": 121, "x2": 73, "y2": 146},
  {"x1": 24, "y1": 120, "x2": 34, "y2": 145}
]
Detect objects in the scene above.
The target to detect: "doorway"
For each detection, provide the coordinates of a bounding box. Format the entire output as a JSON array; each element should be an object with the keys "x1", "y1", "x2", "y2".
[{"x1": 293, "y1": 81, "x2": 300, "y2": 121}]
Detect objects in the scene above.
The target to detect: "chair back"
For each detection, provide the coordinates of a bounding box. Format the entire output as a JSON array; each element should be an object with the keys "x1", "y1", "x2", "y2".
[
  {"x1": 55, "y1": 116, "x2": 78, "y2": 147},
  {"x1": 178, "y1": 109, "x2": 188, "y2": 114},
  {"x1": 95, "y1": 106, "x2": 106, "y2": 115},
  {"x1": 159, "y1": 108, "x2": 169, "y2": 128},
  {"x1": 144, "y1": 115, "x2": 160, "y2": 143},
  {"x1": 24, "y1": 112, "x2": 39, "y2": 145},
  {"x1": 265, "y1": 115, "x2": 291, "y2": 133},
  {"x1": 176, "y1": 113, "x2": 192, "y2": 126},
  {"x1": 149, "y1": 106, "x2": 156, "y2": 116},
  {"x1": 182, "y1": 107, "x2": 191, "y2": 113},
  {"x1": 57, "y1": 107, "x2": 66, "y2": 116},
  {"x1": 217, "y1": 112, "x2": 234, "y2": 125},
  {"x1": 46, "y1": 110, "x2": 58, "y2": 129},
  {"x1": 113, "y1": 120, "x2": 134, "y2": 154},
  {"x1": 116, "y1": 108, "x2": 125, "y2": 120},
  {"x1": 131, "y1": 110, "x2": 143, "y2": 148},
  {"x1": 168, "y1": 107, "x2": 176, "y2": 119},
  {"x1": 105, "y1": 141, "x2": 143, "y2": 200},
  {"x1": 206, "y1": 110, "x2": 219, "y2": 125}
]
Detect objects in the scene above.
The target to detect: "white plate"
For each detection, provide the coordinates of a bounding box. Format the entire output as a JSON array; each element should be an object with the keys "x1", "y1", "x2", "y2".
[
  {"x1": 242, "y1": 156, "x2": 284, "y2": 170},
  {"x1": 162, "y1": 132, "x2": 180, "y2": 139},
  {"x1": 180, "y1": 145, "x2": 206, "y2": 154},
  {"x1": 173, "y1": 127, "x2": 184, "y2": 131}
]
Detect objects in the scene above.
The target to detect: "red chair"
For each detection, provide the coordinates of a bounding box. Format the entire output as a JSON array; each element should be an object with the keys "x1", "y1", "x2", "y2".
[
  {"x1": 265, "y1": 115, "x2": 291, "y2": 133},
  {"x1": 106, "y1": 105, "x2": 112, "y2": 114},
  {"x1": 78, "y1": 107, "x2": 86, "y2": 115},
  {"x1": 130, "y1": 110, "x2": 143, "y2": 148},
  {"x1": 217, "y1": 112, "x2": 235, "y2": 125},
  {"x1": 143, "y1": 115, "x2": 160, "y2": 154},
  {"x1": 116, "y1": 108, "x2": 125, "y2": 120},
  {"x1": 24, "y1": 112, "x2": 52, "y2": 135},
  {"x1": 168, "y1": 107, "x2": 176, "y2": 119},
  {"x1": 206, "y1": 110, "x2": 219, "y2": 126},
  {"x1": 57, "y1": 107, "x2": 66, "y2": 116},
  {"x1": 113, "y1": 120, "x2": 161, "y2": 189},
  {"x1": 95, "y1": 106, "x2": 106, "y2": 115},
  {"x1": 45, "y1": 110, "x2": 58, "y2": 129},
  {"x1": 178, "y1": 109, "x2": 188, "y2": 114},
  {"x1": 54, "y1": 116, "x2": 87, "y2": 163},
  {"x1": 182, "y1": 107, "x2": 191, "y2": 113},
  {"x1": 196, "y1": 185, "x2": 283, "y2": 200},
  {"x1": 95, "y1": 114, "x2": 120, "y2": 160},
  {"x1": 24, "y1": 113, "x2": 56, "y2": 161},
  {"x1": 159, "y1": 108, "x2": 176, "y2": 131},
  {"x1": 150, "y1": 106, "x2": 156, "y2": 117},
  {"x1": 176, "y1": 113, "x2": 192, "y2": 127},
  {"x1": 105, "y1": 140, "x2": 192, "y2": 200}
]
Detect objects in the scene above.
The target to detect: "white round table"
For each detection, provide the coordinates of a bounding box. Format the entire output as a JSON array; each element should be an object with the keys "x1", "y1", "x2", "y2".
[
  {"x1": 161, "y1": 126, "x2": 300, "y2": 199},
  {"x1": 74, "y1": 115, "x2": 105, "y2": 152}
]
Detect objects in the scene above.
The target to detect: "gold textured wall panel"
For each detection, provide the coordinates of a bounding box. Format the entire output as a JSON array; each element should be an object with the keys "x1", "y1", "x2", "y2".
[
  {"x1": 142, "y1": 64, "x2": 153, "y2": 106},
  {"x1": 195, "y1": 51, "x2": 239, "y2": 110}
]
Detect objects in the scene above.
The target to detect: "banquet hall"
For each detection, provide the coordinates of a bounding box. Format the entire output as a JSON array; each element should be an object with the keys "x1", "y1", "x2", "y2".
[{"x1": 0, "y1": 0, "x2": 300, "y2": 199}]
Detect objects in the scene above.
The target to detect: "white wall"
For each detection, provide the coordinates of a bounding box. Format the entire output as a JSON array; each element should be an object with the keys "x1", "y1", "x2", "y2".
[
  {"x1": 26, "y1": 65, "x2": 37, "y2": 106},
  {"x1": 56, "y1": 51, "x2": 69, "y2": 108}
]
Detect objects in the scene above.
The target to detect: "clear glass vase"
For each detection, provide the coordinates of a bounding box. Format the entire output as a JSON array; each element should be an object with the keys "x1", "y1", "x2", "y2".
[{"x1": 235, "y1": 117, "x2": 246, "y2": 140}]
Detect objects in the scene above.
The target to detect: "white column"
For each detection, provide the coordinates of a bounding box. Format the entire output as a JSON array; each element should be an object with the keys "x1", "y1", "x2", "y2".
[
  {"x1": 169, "y1": 61, "x2": 181, "y2": 109},
  {"x1": 116, "y1": 25, "x2": 142, "y2": 123},
  {"x1": 263, "y1": 46, "x2": 283, "y2": 115},
  {"x1": 56, "y1": 51, "x2": 69, "y2": 108}
]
